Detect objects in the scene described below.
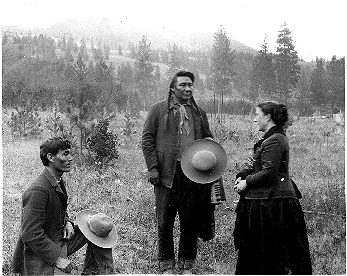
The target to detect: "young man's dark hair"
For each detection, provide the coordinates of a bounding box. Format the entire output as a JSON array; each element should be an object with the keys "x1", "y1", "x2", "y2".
[{"x1": 40, "y1": 137, "x2": 72, "y2": 166}]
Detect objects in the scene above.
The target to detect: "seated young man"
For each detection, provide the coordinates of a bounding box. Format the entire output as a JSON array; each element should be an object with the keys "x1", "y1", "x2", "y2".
[{"x1": 12, "y1": 137, "x2": 116, "y2": 275}]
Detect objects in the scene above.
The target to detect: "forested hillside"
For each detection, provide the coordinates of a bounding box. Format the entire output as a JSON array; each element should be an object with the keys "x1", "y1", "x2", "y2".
[{"x1": 2, "y1": 19, "x2": 345, "y2": 122}]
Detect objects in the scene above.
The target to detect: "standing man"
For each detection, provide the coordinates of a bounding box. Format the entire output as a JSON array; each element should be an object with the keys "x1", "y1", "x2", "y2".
[
  {"x1": 142, "y1": 71, "x2": 214, "y2": 274},
  {"x1": 12, "y1": 137, "x2": 116, "y2": 275}
]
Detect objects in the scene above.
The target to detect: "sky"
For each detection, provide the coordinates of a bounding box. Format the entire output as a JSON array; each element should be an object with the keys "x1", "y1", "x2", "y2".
[{"x1": 1, "y1": 0, "x2": 346, "y2": 61}]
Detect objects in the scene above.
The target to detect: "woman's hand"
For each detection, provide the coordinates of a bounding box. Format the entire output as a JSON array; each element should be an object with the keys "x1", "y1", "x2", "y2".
[{"x1": 234, "y1": 179, "x2": 247, "y2": 194}]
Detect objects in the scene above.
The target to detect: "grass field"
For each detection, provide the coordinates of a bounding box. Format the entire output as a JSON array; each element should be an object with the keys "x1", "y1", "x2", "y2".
[{"x1": 2, "y1": 112, "x2": 346, "y2": 275}]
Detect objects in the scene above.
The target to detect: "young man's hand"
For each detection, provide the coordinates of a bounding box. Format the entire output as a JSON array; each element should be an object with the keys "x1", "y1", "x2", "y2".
[{"x1": 55, "y1": 257, "x2": 72, "y2": 273}]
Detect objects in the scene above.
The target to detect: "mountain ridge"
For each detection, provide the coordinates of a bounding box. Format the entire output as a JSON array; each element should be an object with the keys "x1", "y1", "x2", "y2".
[{"x1": 2, "y1": 17, "x2": 258, "y2": 54}]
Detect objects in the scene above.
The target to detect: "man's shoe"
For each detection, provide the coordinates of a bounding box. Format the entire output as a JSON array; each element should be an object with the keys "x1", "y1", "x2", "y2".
[{"x1": 162, "y1": 268, "x2": 174, "y2": 274}]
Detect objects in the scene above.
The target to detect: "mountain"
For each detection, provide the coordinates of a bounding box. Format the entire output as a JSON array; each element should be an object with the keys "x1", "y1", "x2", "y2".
[{"x1": 2, "y1": 17, "x2": 257, "y2": 54}]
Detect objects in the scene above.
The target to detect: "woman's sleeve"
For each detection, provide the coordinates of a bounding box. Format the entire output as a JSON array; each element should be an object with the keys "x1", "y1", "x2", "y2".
[
  {"x1": 236, "y1": 157, "x2": 254, "y2": 180},
  {"x1": 245, "y1": 138, "x2": 283, "y2": 186}
]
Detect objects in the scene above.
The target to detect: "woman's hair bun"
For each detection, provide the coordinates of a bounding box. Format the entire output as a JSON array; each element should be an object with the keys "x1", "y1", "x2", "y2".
[{"x1": 273, "y1": 104, "x2": 288, "y2": 126}]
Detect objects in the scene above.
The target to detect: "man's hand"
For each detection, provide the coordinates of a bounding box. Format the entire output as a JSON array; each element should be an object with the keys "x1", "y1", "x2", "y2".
[
  {"x1": 148, "y1": 167, "x2": 160, "y2": 185},
  {"x1": 63, "y1": 221, "x2": 74, "y2": 240},
  {"x1": 55, "y1": 257, "x2": 72, "y2": 273}
]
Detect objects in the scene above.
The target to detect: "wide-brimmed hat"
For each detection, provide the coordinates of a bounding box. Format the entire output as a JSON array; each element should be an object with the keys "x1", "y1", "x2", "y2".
[
  {"x1": 181, "y1": 139, "x2": 227, "y2": 184},
  {"x1": 76, "y1": 209, "x2": 117, "y2": 248}
]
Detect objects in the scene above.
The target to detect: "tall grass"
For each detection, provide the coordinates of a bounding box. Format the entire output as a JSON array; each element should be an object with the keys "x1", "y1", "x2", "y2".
[{"x1": 2, "y1": 113, "x2": 345, "y2": 274}]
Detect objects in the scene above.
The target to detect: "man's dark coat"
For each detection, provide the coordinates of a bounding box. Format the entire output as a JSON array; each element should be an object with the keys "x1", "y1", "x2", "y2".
[
  {"x1": 142, "y1": 98, "x2": 216, "y2": 241},
  {"x1": 12, "y1": 168, "x2": 71, "y2": 275},
  {"x1": 142, "y1": 99, "x2": 213, "y2": 188}
]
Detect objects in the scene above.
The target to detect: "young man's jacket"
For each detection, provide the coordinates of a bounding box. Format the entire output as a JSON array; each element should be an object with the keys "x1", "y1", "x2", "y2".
[
  {"x1": 142, "y1": 99, "x2": 213, "y2": 188},
  {"x1": 12, "y1": 168, "x2": 72, "y2": 275}
]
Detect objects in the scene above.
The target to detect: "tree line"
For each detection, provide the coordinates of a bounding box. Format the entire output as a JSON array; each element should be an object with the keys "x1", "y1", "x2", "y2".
[
  {"x1": 249, "y1": 22, "x2": 344, "y2": 116},
  {"x1": 2, "y1": 22, "x2": 345, "y2": 123}
]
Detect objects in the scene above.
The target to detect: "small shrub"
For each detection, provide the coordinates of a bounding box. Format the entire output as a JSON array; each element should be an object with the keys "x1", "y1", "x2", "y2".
[
  {"x1": 86, "y1": 119, "x2": 120, "y2": 167},
  {"x1": 122, "y1": 112, "x2": 137, "y2": 136},
  {"x1": 45, "y1": 101, "x2": 76, "y2": 144},
  {"x1": 212, "y1": 122, "x2": 240, "y2": 144},
  {"x1": 7, "y1": 105, "x2": 42, "y2": 137}
]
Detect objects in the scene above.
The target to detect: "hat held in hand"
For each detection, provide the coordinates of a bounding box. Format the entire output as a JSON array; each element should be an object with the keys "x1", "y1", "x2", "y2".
[
  {"x1": 76, "y1": 210, "x2": 117, "y2": 248},
  {"x1": 181, "y1": 139, "x2": 227, "y2": 184}
]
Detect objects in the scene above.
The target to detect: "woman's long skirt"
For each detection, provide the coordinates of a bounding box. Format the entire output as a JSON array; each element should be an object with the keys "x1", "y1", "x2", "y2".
[{"x1": 233, "y1": 197, "x2": 312, "y2": 275}]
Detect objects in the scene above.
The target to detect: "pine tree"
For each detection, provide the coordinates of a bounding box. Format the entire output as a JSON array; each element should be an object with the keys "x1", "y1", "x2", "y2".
[
  {"x1": 289, "y1": 66, "x2": 312, "y2": 117},
  {"x1": 78, "y1": 37, "x2": 88, "y2": 61},
  {"x1": 103, "y1": 44, "x2": 110, "y2": 60},
  {"x1": 275, "y1": 22, "x2": 301, "y2": 104},
  {"x1": 167, "y1": 43, "x2": 181, "y2": 77},
  {"x1": 61, "y1": 36, "x2": 67, "y2": 52},
  {"x1": 128, "y1": 42, "x2": 137, "y2": 59},
  {"x1": 310, "y1": 57, "x2": 327, "y2": 109},
  {"x1": 170, "y1": 43, "x2": 182, "y2": 70},
  {"x1": 154, "y1": 65, "x2": 161, "y2": 81},
  {"x1": 91, "y1": 39, "x2": 95, "y2": 54},
  {"x1": 250, "y1": 35, "x2": 277, "y2": 102},
  {"x1": 118, "y1": 45, "x2": 123, "y2": 56},
  {"x1": 326, "y1": 56, "x2": 345, "y2": 111},
  {"x1": 233, "y1": 52, "x2": 254, "y2": 98},
  {"x1": 134, "y1": 35, "x2": 154, "y2": 110},
  {"x1": 64, "y1": 37, "x2": 74, "y2": 62},
  {"x1": 92, "y1": 41, "x2": 104, "y2": 60},
  {"x1": 211, "y1": 26, "x2": 236, "y2": 123},
  {"x1": 2, "y1": 33, "x2": 9, "y2": 45},
  {"x1": 117, "y1": 62, "x2": 134, "y2": 91}
]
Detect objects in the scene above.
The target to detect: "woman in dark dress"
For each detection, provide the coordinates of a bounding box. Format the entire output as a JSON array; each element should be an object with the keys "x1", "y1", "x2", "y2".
[{"x1": 233, "y1": 101, "x2": 312, "y2": 275}]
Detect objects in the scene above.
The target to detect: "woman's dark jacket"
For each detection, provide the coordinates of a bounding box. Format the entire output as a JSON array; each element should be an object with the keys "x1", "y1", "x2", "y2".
[
  {"x1": 237, "y1": 126, "x2": 298, "y2": 199},
  {"x1": 142, "y1": 99, "x2": 213, "y2": 188}
]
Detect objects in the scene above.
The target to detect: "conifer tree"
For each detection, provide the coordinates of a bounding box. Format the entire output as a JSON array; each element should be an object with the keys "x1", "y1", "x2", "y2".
[
  {"x1": 275, "y1": 22, "x2": 301, "y2": 104},
  {"x1": 250, "y1": 35, "x2": 277, "y2": 102},
  {"x1": 117, "y1": 62, "x2": 134, "y2": 91},
  {"x1": 289, "y1": 66, "x2": 312, "y2": 117},
  {"x1": 326, "y1": 56, "x2": 345, "y2": 111},
  {"x1": 64, "y1": 37, "x2": 74, "y2": 62},
  {"x1": 78, "y1": 37, "x2": 88, "y2": 61},
  {"x1": 310, "y1": 57, "x2": 327, "y2": 109},
  {"x1": 128, "y1": 42, "x2": 136, "y2": 59},
  {"x1": 118, "y1": 45, "x2": 123, "y2": 56},
  {"x1": 211, "y1": 26, "x2": 236, "y2": 123},
  {"x1": 167, "y1": 43, "x2": 181, "y2": 76},
  {"x1": 61, "y1": 36, "x2": 67, "y2": 52},
  {"x1": 134, "y1": 35, "x2": 154, "y2": 110},
  {"x1": 103, "y1": 44, "x2": 110, "y2": 60},
  {"x1": 154, "y1": 65, "x2": 161, "y2": 81},
  {"x1": 165, "y1": 43, "x2": 183, "y2": 78}
]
